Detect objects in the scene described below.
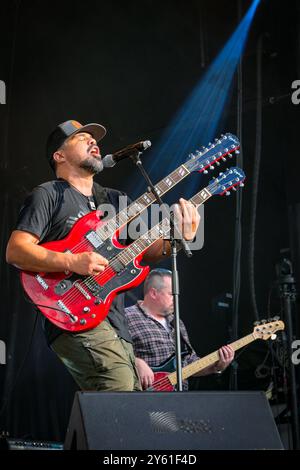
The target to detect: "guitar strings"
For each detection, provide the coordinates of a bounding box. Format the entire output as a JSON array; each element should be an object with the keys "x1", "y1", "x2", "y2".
[
  {"x1": 56, "y1": 183, "x2": 221, "y2": 310},
  {"x1": 53, "y1": 181, "x2": 221, "y2": 310},
  {"x1": 46, "y1": 150, "x2": 235, "y2": 310},
  {"x1": 60, "y1": 164, "x2": 185, "y2": 255}
]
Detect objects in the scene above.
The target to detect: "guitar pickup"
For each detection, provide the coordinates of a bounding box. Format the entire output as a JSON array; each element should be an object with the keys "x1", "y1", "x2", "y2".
[
  {"x1": 85, "y1": 280, "x2": 103, "y2": 297},
  {"x1": 111, "y1": 259, "x2": 125, "y2": 274},
  {"x1": 85, "y1": 230, "x2": 103, "y2": 249}
]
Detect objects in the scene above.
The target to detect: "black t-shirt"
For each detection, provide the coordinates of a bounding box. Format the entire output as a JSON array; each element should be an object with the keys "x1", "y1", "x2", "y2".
[{"x1": 15, "y1": 178, "x2": 133, "y2": 345}]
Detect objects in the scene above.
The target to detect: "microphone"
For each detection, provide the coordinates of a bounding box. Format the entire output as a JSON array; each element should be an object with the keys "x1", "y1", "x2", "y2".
[{"x1": 102, "y1": 140, "x2": 151, "y2": 168}]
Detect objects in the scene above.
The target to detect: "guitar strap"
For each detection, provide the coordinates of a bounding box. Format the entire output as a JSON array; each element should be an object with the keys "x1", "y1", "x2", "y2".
[{"x1": 169, "y1": 317, "x2": 194, "y2": 355}]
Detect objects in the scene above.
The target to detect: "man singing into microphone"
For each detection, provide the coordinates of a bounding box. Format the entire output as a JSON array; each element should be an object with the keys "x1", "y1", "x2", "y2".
[{"x1": 6, "y1": 119, "x2": 200, "y2": 392}]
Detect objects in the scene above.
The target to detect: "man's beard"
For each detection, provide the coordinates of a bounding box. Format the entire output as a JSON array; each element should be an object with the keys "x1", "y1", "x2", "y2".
[
  {"x1": 79, "y1": 156, "x2": 104, "y2": 174},
  {"x1": 161, "y1": 307, "x2": 173, "y2": 316}
]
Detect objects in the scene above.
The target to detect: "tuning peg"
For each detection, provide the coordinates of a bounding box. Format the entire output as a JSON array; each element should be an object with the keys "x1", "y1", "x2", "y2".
[
  {"x1": 272, "y1": 316, "x2": 280, "y2": 321},
  {"x1": 232, "y1": 187, "x2": 237, "y2": 191},
  {"x1": 240, "y1": 182, "x2": 244, "y2": 187},
  {"x1": 271, "y1": 334, "x2": 277, "y2": 340},
  {"x1": 228, "y1": 154, "x2": 233, "y2": 158},
  {"x1": 260, "y1": 319, "x2": 267, "y2": 324},
  {"x1": 209, "y1": 165, "x2": 215, "y2": 170},
  {"x1": 219, "y1": 172, "x2": 224, "y2": 176},
  {"x1": 235, "y1": 150, "x2": 240, "y2": 154},
  {"x1": 253, "y1": 321, "x2": 260, "y2": 326},
  {"x1": 203, "y1": 170, "x2": 208, "y2": 174},
  {"x1": 221, "y1": 157, "x2": 226, "y2": 161},
  {"x1": 225, "y1": 191, "x2": 230, "y2": 196},
  {"x1": 216, "y1": 161, "x2": 220, "y2": 166}
]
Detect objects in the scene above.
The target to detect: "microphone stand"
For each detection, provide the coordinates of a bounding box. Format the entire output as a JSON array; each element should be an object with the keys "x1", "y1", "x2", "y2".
[{"x1": 130, "y1": 150, "x2": 192, "y2": 391}]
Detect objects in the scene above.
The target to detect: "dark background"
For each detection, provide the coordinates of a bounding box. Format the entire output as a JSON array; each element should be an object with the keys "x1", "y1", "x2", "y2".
[{"x1": 0, "y1": 0, "x2": 299, "y2": 442}]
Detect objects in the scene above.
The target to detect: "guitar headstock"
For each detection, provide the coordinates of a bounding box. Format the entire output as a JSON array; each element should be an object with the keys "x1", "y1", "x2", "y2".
[
  {"x1": 252, "y1": 317, "x2": 285, "y2": 341},
  {"x1": 185, "y1": 133, "x2": 240, "y2": 173},
  {"x1": 208, "y1": 167, "x2": 245, "y2": 196}
]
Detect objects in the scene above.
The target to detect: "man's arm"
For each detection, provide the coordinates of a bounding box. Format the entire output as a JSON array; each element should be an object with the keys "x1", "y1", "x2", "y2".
[
  {"x1": 6, "y1": 230, "x2": 108, "y2": 276},
  {"x1": 135, "y1": 357, "x2": 155, "y2": 390},
  {"x1": 192, "y1": 345, "x2": 235, "y2": 376}
]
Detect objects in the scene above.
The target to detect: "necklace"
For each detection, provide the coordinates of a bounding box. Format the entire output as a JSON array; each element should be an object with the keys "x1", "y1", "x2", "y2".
[
  {"x1": 58, "y1": 178, "x2": 96, "y2": 210},
  {"x1": 86, "y1": 196, "x2": 96, "y2": 211}
]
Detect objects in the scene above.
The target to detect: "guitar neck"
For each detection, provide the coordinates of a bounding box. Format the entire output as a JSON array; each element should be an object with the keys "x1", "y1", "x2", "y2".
[
  {"x1": 114, "y1": 186, "x2": 213, "y2": 267},
  {"x1": 94, "y1": 135, "x2": 240, "y2": 242},
  {"x1": 167, "y1": 333, "x2": 256, "y2": 386},
  {"x1": 95, "y1": 163, "x2": 191, "y2": 239}
]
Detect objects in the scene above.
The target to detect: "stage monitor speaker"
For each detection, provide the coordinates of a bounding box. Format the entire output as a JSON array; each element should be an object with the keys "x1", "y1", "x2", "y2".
[{"x1": 64, "y1": 391, "x2": 283, "y2": 450}]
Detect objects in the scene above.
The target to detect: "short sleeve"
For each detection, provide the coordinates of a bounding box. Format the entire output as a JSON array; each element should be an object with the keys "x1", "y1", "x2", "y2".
[{"x1": 15, "y1": 186, "x2": 57, "y2": 241}]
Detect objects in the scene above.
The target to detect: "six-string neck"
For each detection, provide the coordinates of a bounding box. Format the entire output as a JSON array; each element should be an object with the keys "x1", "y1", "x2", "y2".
[{"x1": 115, "y1": 186, "x2": 213, "y2": 267}]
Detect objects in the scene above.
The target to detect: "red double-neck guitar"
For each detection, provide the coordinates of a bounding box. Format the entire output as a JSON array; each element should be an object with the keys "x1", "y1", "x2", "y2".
[{"x1": 20, "y1": 136, "x2": 242, "y2": 332}]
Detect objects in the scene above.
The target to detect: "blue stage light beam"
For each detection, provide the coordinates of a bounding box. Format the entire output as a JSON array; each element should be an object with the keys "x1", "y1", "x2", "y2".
[{"x1": 130, "y1": 0, "x2": 260, "y2": 199}]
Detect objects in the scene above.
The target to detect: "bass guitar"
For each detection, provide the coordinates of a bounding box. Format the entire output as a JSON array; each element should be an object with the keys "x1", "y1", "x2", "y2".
[{"x1": 147, "y1": 318, "x2": 285, "y2": 391}]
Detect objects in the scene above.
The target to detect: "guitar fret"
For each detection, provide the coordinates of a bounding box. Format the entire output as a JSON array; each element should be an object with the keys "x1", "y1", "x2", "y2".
[
  {"x1": 117, "y1": 211, "x2": 128, "y2": 225},
  {"x1": 154, "y1": 186, "x2": 162, "y2": 196},
  {"x1": 142, "y1": 193, "x2": 154, "y2": 204},
  {"x1": 112, "y1": 182, "x2": 216, "y2": 270},
  {"x1": 116, "y1": 220, "x2": 171, "y2": 266},
  {"x1": 191, "y1": 188, "x2": 211, "y2": 206}
]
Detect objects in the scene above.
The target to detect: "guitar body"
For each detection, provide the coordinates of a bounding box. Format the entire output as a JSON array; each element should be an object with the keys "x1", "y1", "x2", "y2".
[
  {"x1": 151, "y1": 372, "x2": 174, "y2": 392},
  {"x1": 149, "y1": 353, "x2": 188, "y2": 391},
  {"x1": 20, "y1": 210, "x2": 149, "y2": 332}
]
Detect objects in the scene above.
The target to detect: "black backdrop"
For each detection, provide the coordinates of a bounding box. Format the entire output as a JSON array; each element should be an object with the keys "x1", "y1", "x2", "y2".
[{"x1": 0, "y1": 0, "x2": 299, "y2": 441}]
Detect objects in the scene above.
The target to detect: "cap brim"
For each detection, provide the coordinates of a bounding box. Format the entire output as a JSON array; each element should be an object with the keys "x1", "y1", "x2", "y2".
[{"x1": 72, "y1": 123, "x2": 107, "y2": 142}]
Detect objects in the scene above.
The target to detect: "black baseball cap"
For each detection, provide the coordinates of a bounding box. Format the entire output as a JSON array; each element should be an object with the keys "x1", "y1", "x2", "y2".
[{"x1": 46, "y1": 120, "x2": 107, "y2": 170}]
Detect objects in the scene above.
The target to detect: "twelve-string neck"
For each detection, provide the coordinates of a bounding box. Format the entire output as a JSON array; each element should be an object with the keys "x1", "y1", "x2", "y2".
[{"x1": 95, "y1": 164, "x2": 191, "y2": 239}]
